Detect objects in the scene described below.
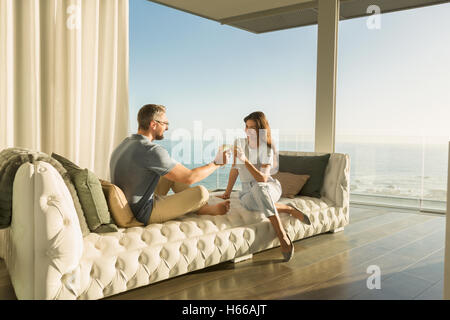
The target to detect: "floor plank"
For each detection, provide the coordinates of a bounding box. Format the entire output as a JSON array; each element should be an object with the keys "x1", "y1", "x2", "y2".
[
  {"x1": 285, "y1": 218, "x2": 445, "y2": 300},
  {"x1": 0, "y1": 204, "x2": 446, "y2": 300},
  {"x1": 351, "y1": 272, "x2": 434, "y2": 300},
  {"x1": 414, "y1": 280, "x2": 443, "y2": 300},
  {"x1": 402, "y1": 248, "x2": 445, "y2": 284},
  {"x1": 113, "y1": 211, "x2": 440, "y2": 300}
]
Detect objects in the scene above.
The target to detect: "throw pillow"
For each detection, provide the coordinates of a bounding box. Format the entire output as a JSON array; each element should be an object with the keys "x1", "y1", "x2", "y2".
[
  {"x1": 51, "y1": 153, "x2": 118, "y2": 233},
  {"x1": 272, "y1": 172, "x2": 310, "y2": 198},
  {"x1": 0, "y1": 148, "x2": 90, "y2": 237},
  {"x1": 278, "y1": 154, "x2": 331, "y2": 198},
  {"x1": 100, "y1": 180, "x2": 144, "y2": 228}
]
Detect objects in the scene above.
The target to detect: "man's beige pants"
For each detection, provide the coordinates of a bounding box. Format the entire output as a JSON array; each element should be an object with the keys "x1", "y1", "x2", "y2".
[{"x1": 148, "y1": 177, "x2": 210, "y2": 224}]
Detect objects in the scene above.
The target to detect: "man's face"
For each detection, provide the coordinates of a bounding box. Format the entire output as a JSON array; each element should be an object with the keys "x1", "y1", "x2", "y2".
[{"x1": 153, "y1": 113, "x2": 169, "y2": 140}]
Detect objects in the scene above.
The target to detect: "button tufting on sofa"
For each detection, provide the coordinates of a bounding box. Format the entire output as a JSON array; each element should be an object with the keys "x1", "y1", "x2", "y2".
[
  {"x1": 126, "y1": 278, "x2": 136, "y2": 289},
  {"x1": 159, "y1": 248, "x2": 169, "y2": 260},
  {"x1": 149, "y1": 272, "x2": 158, "y2": 282},
  {"x1": 197, "y1": 241, "x2": 205, "y2": 250},
  {"x1": 169, "y1": 266, "x2": 179, "y2": 277},
  {"x1": 161, "y1": 227, "x2": 169, "y2": 237},
  {"x1": 90, "y1": 265, "x2": 97, "y2": 278},
  {"x1": 63, "y1": 218, "x2": 71, "y2": 226},
  {"x1": 3, "y1": 154, "x2": 350, "y2": 299},
  {"x1": 179, "y1": 224, "x2": 187, "y2": 232},
  {"x1": 118, "y1": 237, "x2": 126, "y2": 247}
]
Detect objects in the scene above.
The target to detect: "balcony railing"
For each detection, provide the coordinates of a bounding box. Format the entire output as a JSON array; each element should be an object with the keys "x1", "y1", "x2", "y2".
[{"x1": 162, "y1": 133, "x2": 448, "y2": 214}]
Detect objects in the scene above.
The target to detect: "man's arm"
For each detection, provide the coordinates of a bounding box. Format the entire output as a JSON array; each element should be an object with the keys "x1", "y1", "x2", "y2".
[
  {"x1": 164, "y1": 162, "x2": 221, "y2": 185},
  {"x1": 164, "y1": 148, "x2": 229, "y2": 185}
]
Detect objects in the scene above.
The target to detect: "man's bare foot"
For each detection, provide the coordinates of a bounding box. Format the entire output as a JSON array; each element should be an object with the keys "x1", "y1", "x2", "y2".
[{"x1": 197, "y1": 201, "x2": 231, "y2": 216}]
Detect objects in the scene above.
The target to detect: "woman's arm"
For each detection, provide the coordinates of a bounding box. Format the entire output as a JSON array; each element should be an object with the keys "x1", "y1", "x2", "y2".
[
  {"x1": 225, "y1": 168, "x2": 239, "y2": 194},
  {"x1": 244, "y1": 161, "x2": 271, "y2": 183},
  {"x1": 234, "y1": 145, "x2": 271, "y2": 183},
  {"x1": 217, "y1": 168, "x2": 239, "y2": 199}
]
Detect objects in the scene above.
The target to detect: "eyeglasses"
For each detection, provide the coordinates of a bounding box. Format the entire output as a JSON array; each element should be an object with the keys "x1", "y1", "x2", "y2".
[{"x1": 154, "y1": 119, "x2": 169, "y2": 127}]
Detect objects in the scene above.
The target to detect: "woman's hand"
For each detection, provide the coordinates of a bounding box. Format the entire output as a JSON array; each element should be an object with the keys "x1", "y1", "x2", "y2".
[
  {"x1": 216, "y1": 192, "x2": 231, "y2": 200},
  {"x1": 234, "y1": 145, "x2": 247, "y2": 163},
  {"x1": 213, "y1": 147, "x2": 229, "y2": 166}
]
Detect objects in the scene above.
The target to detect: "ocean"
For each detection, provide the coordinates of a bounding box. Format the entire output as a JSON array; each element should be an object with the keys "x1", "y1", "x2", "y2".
[{"x1": 154, "y1": 139, "x2": 449, "y2": 202}]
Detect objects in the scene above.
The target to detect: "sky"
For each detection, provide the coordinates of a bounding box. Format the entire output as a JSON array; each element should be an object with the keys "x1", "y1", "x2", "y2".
[{"x1": 129, "y1": 0, "x2": 450, "y2": 143}]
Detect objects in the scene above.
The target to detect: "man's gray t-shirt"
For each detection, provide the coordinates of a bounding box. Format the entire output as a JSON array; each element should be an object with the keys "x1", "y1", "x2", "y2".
[{"x1": 110, "y1": 134, "x2": 178, "y2": 225}]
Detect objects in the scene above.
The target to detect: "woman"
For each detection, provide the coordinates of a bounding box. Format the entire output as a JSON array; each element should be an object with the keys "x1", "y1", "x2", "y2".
[{"x1": 217, "y1": 111, "x2": 311, "y2": 262}]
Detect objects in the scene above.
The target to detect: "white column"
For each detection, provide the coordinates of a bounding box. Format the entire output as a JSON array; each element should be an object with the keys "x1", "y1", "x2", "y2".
[
  {"x1": 314, "y1": 0, "x2": 339, "y2": 153},
  {"x1": 444, "y1": 141, "x2": 450, "y2": 299}
]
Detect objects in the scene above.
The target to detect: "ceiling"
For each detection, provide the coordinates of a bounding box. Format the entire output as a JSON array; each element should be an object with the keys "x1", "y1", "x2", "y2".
[{"x1": 148, "y1": 0, "x2": 450, "y2": 33}]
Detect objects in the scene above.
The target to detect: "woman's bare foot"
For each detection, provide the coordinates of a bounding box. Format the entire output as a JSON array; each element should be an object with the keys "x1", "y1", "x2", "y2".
[
  {"x1": 289, "y1": 207, "x2": 311, "y2": 225},
  {"x1": 197, "y1": 201, "x2": 231, "y2": 216},
  {"x1": 267, "y1": 216, "x2": 293, "y2": 255},
  {"x1": 275, "y1": 203, "x2": 311, "y2": 225},
  {"x1": 280, "y1": 235, "x2": 292, "y2": 253}
]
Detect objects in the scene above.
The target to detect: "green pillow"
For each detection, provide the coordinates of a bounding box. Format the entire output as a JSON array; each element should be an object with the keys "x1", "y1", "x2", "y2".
[
  {"x1": 278, "y1": 154, "x2": 331, "y2": 198},
  {"x1": 51, "y1": 153, "x2": 118, "y2": 233}
]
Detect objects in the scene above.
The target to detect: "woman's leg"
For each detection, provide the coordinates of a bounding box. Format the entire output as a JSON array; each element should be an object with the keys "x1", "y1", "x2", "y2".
[
  {"x1": 275, "y1": 202, "x2": 310, "y2": 224},
  {"x1": 244, "y1": 182, "x2": 292, "y2": 253},
  {"x1": 267, "y1": 216, "x2": 292, "y2": 253}
]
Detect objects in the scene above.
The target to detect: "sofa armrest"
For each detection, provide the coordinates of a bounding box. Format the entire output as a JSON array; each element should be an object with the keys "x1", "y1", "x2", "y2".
[
  {"x1": 321, "y1": 153, "x2": 350, "y2": 208},
  {"x1": 278, "y1": 151, "x2": 350, "y2": 208},
  {"x1": 9, "y1": 161, "x2": 83, "y2": 300}
]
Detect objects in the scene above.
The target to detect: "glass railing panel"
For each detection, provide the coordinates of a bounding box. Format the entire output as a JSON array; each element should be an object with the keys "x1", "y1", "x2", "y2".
[
  {"x1": 336, "y1": 136, "x2": 448, "y2": 213},
  {"x1": 336, "y1": 137, "x2": 423, "y2": 205},
  {"x1": 421, "y1": 136, "x2": 448, "y2": 212}
]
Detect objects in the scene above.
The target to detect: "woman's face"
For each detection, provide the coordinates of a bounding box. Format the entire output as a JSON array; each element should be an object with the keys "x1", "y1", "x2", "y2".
[{"x1": 245, "y1": 119, "x2": 258, "y2": 144}]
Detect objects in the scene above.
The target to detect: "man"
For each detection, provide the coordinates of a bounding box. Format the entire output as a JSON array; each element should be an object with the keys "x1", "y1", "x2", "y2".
[{"x1": 110, "y1": 104, "x2": 231, "y2": 225}]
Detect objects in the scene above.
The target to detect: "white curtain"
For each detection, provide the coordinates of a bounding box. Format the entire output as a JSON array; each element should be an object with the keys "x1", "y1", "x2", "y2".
[{"x1": 0, "y1": 0, "x2": 129, "y2": 179}]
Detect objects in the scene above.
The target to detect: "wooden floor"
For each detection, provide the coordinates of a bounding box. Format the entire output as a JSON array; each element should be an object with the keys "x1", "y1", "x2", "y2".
[{"x1": 0, "y1": 204, "x2": 446, "y2": 300}]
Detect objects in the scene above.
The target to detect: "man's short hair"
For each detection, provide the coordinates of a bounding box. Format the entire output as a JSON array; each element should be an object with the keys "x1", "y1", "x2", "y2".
[{"x1": 138, "y1": 104, "x2": 166, "y2": 131}]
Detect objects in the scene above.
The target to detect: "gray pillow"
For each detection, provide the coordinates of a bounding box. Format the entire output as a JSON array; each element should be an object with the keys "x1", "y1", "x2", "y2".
[
  {"x1": 278, "y1": 154, "x2": 331, "y2": 198},
  {"x1": 52, "y1": 153, "x2": 118, "y2": 233}
]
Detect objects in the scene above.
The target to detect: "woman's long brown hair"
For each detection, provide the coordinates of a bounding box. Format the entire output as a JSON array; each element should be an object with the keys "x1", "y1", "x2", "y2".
[{"x1": 243, "y1": 111, "x2": 273, "y2": 151}]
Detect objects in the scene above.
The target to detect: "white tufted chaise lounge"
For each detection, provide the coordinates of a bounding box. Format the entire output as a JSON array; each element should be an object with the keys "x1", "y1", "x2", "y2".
[{"x1": 0, "y1": 151, "x2": 350, "y2": 300}]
